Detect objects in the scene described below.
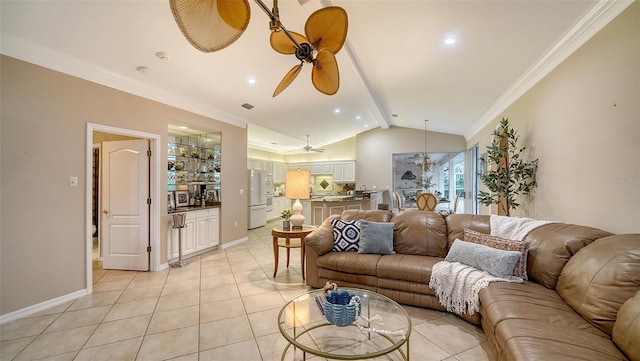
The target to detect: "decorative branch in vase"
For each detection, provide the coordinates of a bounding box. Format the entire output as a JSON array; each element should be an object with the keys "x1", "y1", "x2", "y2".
[{"x1": 478, "y1": 117, "x2": 538, "y2": 216}]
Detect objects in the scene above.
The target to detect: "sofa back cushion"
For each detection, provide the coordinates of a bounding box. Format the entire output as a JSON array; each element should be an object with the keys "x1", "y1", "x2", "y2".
[
  {"x1": 391, "y1": 210, "x2": 448, "y2": 257},
  {"x1": 612, "y1": 289, "x2": 640, "y2": 361},
  {"x1": 556, "y1": 234, "x2": 640, "y2": 335},
  {"x1": 524, "y1": 223, "x2": 612, "y2": 289},
  {"x1": 339, "y1": 209, "x2": 392, "y2": 223},
  {"x1": 305, "y1": 210, "x2": 392, "y2": 257},
  {"x1": 445, "y1": 214, "x2": 490, "y2": 249}
]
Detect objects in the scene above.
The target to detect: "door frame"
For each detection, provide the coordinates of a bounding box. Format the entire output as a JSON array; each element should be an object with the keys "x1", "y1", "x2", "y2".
[{"x1": 85, "y1": 123, "x2": 161, "y2": 293}]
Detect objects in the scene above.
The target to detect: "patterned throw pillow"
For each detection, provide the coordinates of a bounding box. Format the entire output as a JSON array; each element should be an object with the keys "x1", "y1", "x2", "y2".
[
  {"x1": 331, "y1": 219, "x2": 361, "y2": 252},
  {"x1": 464, "y1": 229, "x2": 530, "y2": 280}
]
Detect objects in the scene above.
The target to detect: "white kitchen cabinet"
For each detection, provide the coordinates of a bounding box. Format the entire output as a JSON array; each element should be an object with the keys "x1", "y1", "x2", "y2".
[
  {"x1": 311, "y1": 164, "x2": 322, "y2": 175},
  {"x1": 333, "y1": 163, "x2": 344, "y2": 181},
  {"x1": 271, "y1": 196, "x2": 291, "y2": 220},
  {"x1": 290, "y1": 163, "x2": 311, "y2": 172},
  {"x1": 343, "y1": 161, "x2": 355, "y2": 182},
  {"x1": 332, "y1": 161, "x2": 355, "y2": 182},
  {"x1": 196, "y1": 208, "x2": 219, "y2": 250},
  {"x1": 167, "y1": 208, "x2": 219, "y2": 262},
  {"x1": 367, "y1": 192, "x2": 384, "y2": 210},
  {"x1": 273, "y1": 163, "x2": 287, "y2": 183},
  {"x1": 264, "y1": 161, "x2": 273, "y2": 175},
  {"x1": 311, "y1": 162, "x2": 332, "y2": 175}
]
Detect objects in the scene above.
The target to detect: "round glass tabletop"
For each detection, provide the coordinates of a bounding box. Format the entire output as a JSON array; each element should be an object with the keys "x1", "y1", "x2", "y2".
[{"x1": 277, "y1": 288, "x2": 411, "y2": 360}]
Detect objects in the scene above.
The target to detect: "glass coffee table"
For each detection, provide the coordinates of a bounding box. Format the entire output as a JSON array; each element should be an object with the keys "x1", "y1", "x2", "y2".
[{"x1": 278, "y1": 288, "x2": 411, "y2": 360}]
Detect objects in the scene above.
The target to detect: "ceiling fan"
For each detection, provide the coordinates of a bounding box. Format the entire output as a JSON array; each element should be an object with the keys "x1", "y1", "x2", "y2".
[
  {"x1": 302, "y1": 135, "x2": 325, "y2": 152},
  {"x1": 169, "y1": 0, "x2": 348, "y2": 97}
]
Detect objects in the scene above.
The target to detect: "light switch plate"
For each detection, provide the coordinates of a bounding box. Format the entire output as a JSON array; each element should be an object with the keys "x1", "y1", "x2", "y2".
[{"x1": 70, "y1": 176, "x2": 78, "y2": 187}]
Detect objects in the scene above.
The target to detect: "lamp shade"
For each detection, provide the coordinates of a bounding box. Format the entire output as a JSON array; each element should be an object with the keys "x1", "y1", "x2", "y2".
[{"x1": 285, "y1": 170, "x2": 310, "y2": 200}]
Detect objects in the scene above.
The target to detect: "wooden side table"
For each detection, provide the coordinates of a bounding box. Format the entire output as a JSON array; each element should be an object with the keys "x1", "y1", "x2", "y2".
[{"x1": 272, "y1": 225, "x2": 315, "y2": 280}]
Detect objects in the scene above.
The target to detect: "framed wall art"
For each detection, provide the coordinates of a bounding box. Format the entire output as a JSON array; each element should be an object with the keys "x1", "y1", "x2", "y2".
[{"x1": 174, "y1": 190, "x2": 190, "y2": 207}]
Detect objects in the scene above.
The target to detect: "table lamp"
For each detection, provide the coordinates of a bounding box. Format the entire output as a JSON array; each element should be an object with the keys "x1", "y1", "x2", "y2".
[{"x1": 286, "y1": 170, "x2": 310, "y2": 229}]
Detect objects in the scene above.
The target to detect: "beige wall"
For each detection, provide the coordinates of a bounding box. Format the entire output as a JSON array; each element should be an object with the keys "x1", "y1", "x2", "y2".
[
  {"x1": 467, "y1": 2, "x2": 639, "y2": 234},
  {"x1": 0, "y1": 55, "x2": 249, "y2": 315},
  {"x1": 357, "y1": 127, "x2": 467, "y2": 192}
]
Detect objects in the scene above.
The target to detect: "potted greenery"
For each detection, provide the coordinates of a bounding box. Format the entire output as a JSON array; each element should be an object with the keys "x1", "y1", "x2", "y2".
[
  {"x1": 281, "y1": 208, "x2": 292, "y2": 230},
  {"x1": 478, "y1": 118, "x2": 538, "y2": 216}
]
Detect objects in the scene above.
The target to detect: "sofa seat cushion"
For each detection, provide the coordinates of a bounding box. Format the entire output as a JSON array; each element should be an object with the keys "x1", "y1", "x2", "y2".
[
  {"x1": 557, "y1": 233, "x2": 640, "y2": 335},
  {"x1": 612, "y1": 289, "x2": 640, "y2": 361},
  {"x1": 376, "y1": 254, "x2": 442, "y2": 283},
  {"x1": 317, "y1": 270, "x2": 378, "y2": 289},
  {"x1": 494, "y1": 319, "x2": 629, "y2": 361},
  {"x1": 316, "y1": 252, "x2": 381, "y2": 276},
  {"x1": 480, "y1": 282, "x2": 609, "y2": 340},
  {"x1": 377, "y1": 277, "x2": 435, "y2": 296}
]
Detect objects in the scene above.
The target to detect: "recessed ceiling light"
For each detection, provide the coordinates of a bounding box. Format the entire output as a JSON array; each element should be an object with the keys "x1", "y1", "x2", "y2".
[
  {"x1": 334, "y1": 108, "x2": 341, "y2": 114},
  {"x1": 247, "y1": 76, "x2": 257, "y2": 85},
  {"x1": 136, "y1": 66, "x2": 150, "y2": 74},
  {"x1": 364, "y1": 124, "x2": 369, "y2": 128},
  {"x1": 443, "y1": 36, "x2": 457, "y2": 45},
  {"x1": 355, "y1": 115, "x2": 362, "y2": 120}
]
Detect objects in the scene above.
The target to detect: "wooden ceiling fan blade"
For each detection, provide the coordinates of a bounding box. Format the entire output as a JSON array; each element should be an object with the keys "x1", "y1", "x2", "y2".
[
  {"x1": 311, "y1": 49, "x2": 339, "y2": 95},
  {"x1": 273, "y1": 64, "x2": 303, "y2": 97},
  {"x1": 305, "y1": 6, "x2": 348, "y2": 54},
  {"x1": 170, "y1": 0, "x2": 250, "y2": 53},
  {"x1": 269, "y1": 30, "x2": 309, "y2": 55}
]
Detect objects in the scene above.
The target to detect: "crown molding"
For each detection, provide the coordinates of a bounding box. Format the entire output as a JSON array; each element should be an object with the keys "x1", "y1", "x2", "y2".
[
  {"x1": 0, "y1": 33, "x2": 247, "y2": 129},
  {"x1": 464, "y1": 0, "x2": 634, "y2": 141}
]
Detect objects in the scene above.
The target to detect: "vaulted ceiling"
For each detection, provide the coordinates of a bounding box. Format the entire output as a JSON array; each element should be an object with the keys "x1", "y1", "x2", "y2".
[{"x1": 2, "y1": 0, "x2": 626, "y2": 153}]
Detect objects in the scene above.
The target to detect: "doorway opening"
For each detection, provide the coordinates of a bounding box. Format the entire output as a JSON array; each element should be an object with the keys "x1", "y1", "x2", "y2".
[{"x1": 85, "y1": 123, "x2": 161, "y2": 294}]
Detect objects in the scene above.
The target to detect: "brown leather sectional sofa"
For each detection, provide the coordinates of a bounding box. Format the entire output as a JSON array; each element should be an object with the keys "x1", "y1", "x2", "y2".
[{"x1": 304, "y1": 209, "x2": 640, "y2": 361}]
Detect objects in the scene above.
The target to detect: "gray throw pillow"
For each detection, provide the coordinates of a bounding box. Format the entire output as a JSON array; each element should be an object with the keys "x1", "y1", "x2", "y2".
[
  {"x1": 445, "y1": 239, "x2": 521, "y2": 279},
  {"x1": 358, "y1": 220, "x2": 394, "y2": 255}
]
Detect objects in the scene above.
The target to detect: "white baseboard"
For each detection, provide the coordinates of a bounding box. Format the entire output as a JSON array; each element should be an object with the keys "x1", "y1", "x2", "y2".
[
  {"x1": 220, "y1": 236, "x2": 248, "y2": 250},
  {"x1": 0, "y1": 289, "x2": 89, "y2": 325}
]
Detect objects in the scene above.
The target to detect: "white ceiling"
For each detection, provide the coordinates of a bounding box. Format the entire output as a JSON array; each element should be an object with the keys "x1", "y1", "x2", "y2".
[{"x1": 1, "y1": 0, "x2": 625, "y2": 153}]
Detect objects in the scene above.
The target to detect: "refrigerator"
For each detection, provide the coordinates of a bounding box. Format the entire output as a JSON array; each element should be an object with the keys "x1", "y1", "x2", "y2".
[{"x1": 248, "y1": 169, "x2": 267, "y2": 229}]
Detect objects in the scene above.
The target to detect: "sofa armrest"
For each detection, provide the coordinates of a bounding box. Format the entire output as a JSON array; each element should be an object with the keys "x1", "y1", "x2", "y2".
[{"x1": 305, "y1": 215, "x2": 340, "y2": 256}]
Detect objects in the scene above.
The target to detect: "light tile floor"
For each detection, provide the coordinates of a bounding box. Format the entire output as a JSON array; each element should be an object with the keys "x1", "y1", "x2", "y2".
[{"x1": 1, "y1": 220, "x2": 494, "y2": 360}]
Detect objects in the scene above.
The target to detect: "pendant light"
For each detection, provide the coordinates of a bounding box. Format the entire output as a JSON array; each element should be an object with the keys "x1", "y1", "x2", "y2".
[{"x1": 423, "y1": 119, "x2": 431, "y2": 172}]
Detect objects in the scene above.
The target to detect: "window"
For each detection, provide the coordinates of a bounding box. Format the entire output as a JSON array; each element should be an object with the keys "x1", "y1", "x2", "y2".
[{"x1": 392, "y1": 151, "x2": 464, "y2": 212}]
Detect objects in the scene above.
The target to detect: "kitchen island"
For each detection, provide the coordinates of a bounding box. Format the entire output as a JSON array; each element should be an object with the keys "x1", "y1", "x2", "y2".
[{"x1": 305, "y1": 191, "x2": 384, "y2": 226}]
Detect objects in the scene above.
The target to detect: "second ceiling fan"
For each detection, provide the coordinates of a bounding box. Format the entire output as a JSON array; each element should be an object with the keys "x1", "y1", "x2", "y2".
[{"x1": 302, "y1": 135, "x2": 325, "y2": 153}]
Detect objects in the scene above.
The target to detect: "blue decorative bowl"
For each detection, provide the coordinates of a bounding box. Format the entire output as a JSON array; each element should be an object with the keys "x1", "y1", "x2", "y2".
[{"x1": 322, "y1": 290, "x2": 361, "y2": 327}]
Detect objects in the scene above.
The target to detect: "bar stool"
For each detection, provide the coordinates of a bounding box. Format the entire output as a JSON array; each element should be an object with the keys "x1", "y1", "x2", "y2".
[{"x1": 170, "y1": 213, "x2": 188, "y2": 268}]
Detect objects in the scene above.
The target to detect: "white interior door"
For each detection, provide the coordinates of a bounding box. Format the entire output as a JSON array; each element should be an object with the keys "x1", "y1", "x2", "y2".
[{"x1": 101, "y1": 139, "x2": 150, "y2": 271}]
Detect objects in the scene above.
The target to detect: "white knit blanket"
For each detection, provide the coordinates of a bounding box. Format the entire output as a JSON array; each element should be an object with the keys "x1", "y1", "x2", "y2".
[
  {"x1": 490, "y1": 214, "x2": 558, "y2": 241},
  {"x1": 429, "y1": 261, "x2": 521, "y2": 315}
]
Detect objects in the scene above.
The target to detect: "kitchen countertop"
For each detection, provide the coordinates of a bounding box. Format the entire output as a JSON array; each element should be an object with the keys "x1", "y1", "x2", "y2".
[
  {"x1": 309, "y1": 196, "x2": 368, "y2": 202},
  {"x1": 168, "y1": 203, "x2": 221, "y2": 214}
]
